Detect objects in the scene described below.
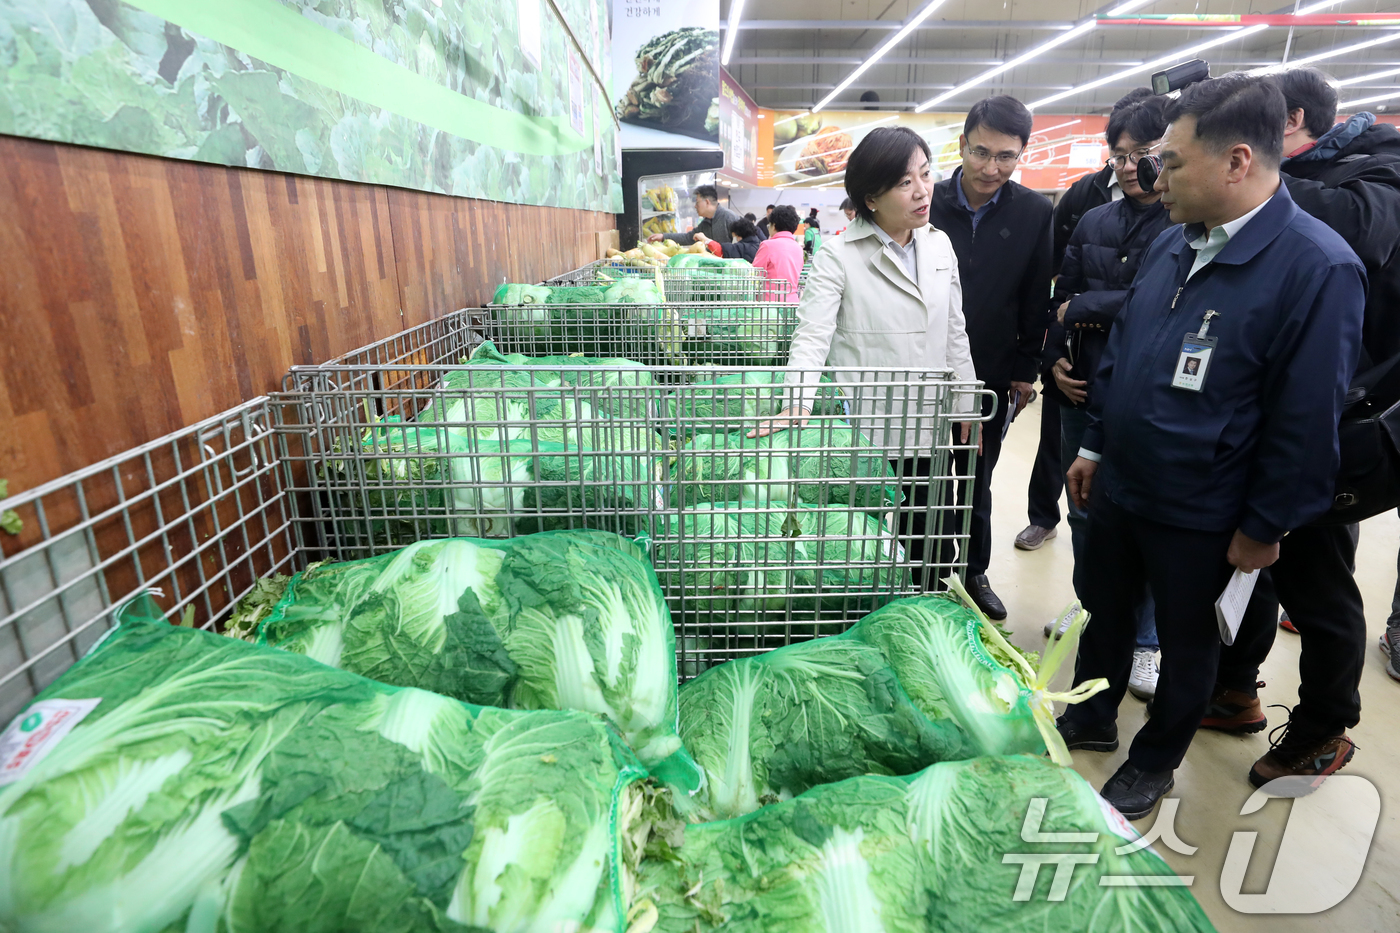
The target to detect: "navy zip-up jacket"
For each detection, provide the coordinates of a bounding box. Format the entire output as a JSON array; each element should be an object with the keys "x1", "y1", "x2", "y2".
[{"x1": 1081, "y1": 183, "x2": 1366, "y2": 544}]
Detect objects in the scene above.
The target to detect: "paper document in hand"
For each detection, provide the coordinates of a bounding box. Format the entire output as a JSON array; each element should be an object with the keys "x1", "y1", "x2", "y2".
[{"x1": 1215, "y1": 568, "x2": 1259, "y2": 646}]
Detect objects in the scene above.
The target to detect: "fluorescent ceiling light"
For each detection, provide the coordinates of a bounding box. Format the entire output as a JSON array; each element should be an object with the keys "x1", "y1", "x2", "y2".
[
  {"x1": 1253, "y1": 30, "x2": 1400, "y2": 74},
  {"x1": 1337, "y1": 66, "x2": 1400, "y2": 86},
  {"x1": 1029, "y1": 23, "x2": 1269, "y2": 109},
  {"x1": 1037, "y1": 119, "x2": 1083, "y2": 134},
  {"x1": 721, "y1": 0, "x2": 747, "y2": 66},
  {"x1": 813, "y1": 0, "x2": 950, "y2": 113},
  {"x1": 1339, "y1": 88, "x2": 1400, "y2": 108},
  {"x1": 916, "y1": 21, "x2": 1096, "y2": 111},
  {"x1": 1105, "y1": 0, "x2": 1156, "y2": 15},
  {"x1": 1296, "y1": 0, "x2": 1346, "y2": 12}
]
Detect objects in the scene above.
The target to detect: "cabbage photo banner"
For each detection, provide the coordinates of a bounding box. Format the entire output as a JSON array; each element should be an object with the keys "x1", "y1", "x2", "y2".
[{"x1": 0, "y1": 0, "x2": 623, "y2": 211}]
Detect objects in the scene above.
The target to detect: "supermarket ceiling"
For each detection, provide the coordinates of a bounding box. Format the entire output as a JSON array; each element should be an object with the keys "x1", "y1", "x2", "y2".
[{"x1": 721, "y1": 0, "x2": 1400, "y2": 114}]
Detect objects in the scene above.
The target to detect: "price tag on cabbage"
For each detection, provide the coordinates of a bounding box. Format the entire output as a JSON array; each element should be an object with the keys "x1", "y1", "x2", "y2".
[{"x1": 0, "y1": 698, "x2": 101, "y2": 786}]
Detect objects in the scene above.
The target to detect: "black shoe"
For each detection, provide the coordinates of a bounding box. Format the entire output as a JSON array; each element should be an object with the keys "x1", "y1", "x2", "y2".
[
  {"x1": 1056, "y1": 715, "x2": 1119, "y2": 752},
  {"x1": 969, "y1": 574, "x2": 1007, "y2": 620},
  {"x1": 1100, "y1": 761, "x2": 1175, "y2": 821}
]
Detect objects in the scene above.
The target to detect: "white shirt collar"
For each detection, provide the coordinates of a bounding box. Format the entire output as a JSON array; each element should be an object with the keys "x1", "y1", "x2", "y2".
[
  {"x1": 1188, "y1": 196, "x2": 1273, "y2": 249},
  {"x1": 1108, "y1": 172, "x2": 1125, "y2": 202},
  {"x1": 869, "y1": 223, "x2": 919, "y2": 284}
]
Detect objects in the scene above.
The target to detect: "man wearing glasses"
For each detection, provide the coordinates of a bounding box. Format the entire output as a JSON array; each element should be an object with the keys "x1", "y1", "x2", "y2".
[{"x1": 928, "y1": 95, "x2": 1053, "y2": 620}]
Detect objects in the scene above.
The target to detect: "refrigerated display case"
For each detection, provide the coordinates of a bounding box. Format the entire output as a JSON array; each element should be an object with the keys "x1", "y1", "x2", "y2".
[{"x1": 620, "y1": 149, "x2": 724, "y2": 248}]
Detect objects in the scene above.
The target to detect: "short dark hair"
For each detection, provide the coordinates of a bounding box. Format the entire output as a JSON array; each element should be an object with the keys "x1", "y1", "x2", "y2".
[
  {"x1": 843, "y1": 125, "x2": 933, "y2": 223},
  {"x1": 839, "y1": 197, "x2": 854, "y2": 211},
  {"x1": 743, "y1": 212, "x2": 757, "y2": 222},
  {"x1": 694, "y1": 184, "x2": 719, "y2": 201},
  {"x1": 1112, "y1": 87, "x2": 1155, "y2": 113},
  {"x1": 770, "y1": 204, "x2": 799, "y2": 233},
  {"x1": 766, "y1": 203, "x2": 775, "y2": 210},
  {"x1": 807, "y1": 208, "x2": 819, "y2": 216},
  {"x1": 1279, "y1": 67, "x2": 1339, "y2": 139},
  {"x1": 1106, "y1": 95, "x2": 1170, "y2": 150},
  {"x1": 964, "y1": 95, "x2": 1034, "y2": 148},
  {"x1": 1165, "y1": 72, "x2": 1286, "y2": 167},
  {"x1": 730, "y1": 218, "x2": 757, "y2": 239}
]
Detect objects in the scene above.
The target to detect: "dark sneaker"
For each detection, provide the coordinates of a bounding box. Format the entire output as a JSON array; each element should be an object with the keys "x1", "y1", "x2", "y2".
[
  {"x1": 1014, "y1": 524, "x2": 1057, "y2": 551},
  {"x1": 968, "y1": 574, "x2": 1007, "y2": 620},
  {"x1": 1382, "y1": 629, "x2": 1400, "y2": 683},
  {"x1": 1200, "y1": 681, "x2": 1268, "y2": 734},
  {"x1": 1056, "y1": 715, "x2": 1119, "y2": 752},
  {"x1": 1248, "y1": 706, "x2": 1356, "y2": 789},
  {"x1": 1100, "y1": 761, "x2": 1176, "y2": 821},
  {"x1": 1279, "y1": 610, "x2": 1298, "y2": 634}
]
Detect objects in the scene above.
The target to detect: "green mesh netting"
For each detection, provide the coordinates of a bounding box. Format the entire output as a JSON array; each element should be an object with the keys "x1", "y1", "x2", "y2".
[
  {"x1": 257, "y1": 532, "x2": 700, "y2": 788},
  {"x1": 664, "y1": 371, "x2": 847, "y2": 435},
  {"x1": 670, "y1": 425, "x2": 900, "y2": 510},
  {"x1": 635, "y1": 755, "x2": 1216, "y2": 933},
  {"x1": 0, "y1": 604, "x2": 653, "y2": 933},
  {"x1": 674, "y1": 594, "x2": 1047, "y2": 821}
]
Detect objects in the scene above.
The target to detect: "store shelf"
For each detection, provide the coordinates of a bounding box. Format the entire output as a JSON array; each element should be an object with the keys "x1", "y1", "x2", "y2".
[{"x1": 641, "y1": 208, "x2": 677, "y2": 217}]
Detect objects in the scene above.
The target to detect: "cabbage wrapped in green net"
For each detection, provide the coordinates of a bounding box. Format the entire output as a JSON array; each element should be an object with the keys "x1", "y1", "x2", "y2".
[
  {"x1": 259, "y1": 532, "x2": 700, "y2": 786},
  {"x1": 664, "y1": 371, "x2": 847, "y2": 435},
  {"x1": 545, "y1": 285, "x2": 610, "y2": 304},
  {"x1": 491, "y1": 282, "x2": 552, "y2": 305},
  {"x1": 0, "y1": 604, "x2": 657, "y2": 933},
  {"x1": 662, "y1": 503, "x2": 904, "y2": 670},
  {"x1": 458, "y1": 341, "x2": 656, "y2": 421},
  {"x1": 681, "y1": 306, "x2": 786, "y2": 365},
  {"x1": 675, "y1": 594, "x2": 1051, "y2": 821},
  {"x1": 634, "y1": 755, "x2": 1215, "y2": 933},
  {"x1": 670, "y1": 425, "x2": 900, "y2": 510}
]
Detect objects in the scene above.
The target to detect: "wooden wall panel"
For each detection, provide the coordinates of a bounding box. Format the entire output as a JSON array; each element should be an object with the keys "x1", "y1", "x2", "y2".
[{"x1": 0, "y1": 135, "x2": 616, "y2": 497}]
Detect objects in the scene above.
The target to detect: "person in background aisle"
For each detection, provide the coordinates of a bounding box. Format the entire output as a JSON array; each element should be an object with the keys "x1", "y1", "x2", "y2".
[
  {"x1": 1213, "y1": 67, "x2": 1400, "y2": 776},
  {"x1": 756, "y1": 204, "x2": 776, "y2": 238},
  {"x1": 1058, "y1": 74, "x2": 1366, "y2": 819},
  {"x1": 649, "y1": 184, "x2": 739, "y2": 246},
  {"x1": 699, "y1": 217, "x2": 763, "y2": 262},
  {"x1": 743, "y1": 212, "x2": 768, "y2": 240},
  {"x1": 835, "y1": 197, "x2": 857, "y2": 235},
  {"x1": 1017, "y1": 87, "x2": 1156, "y2": 555},
  {"x1": 752, "y1": 204, "x2": 804, "y2": 302},
  {"x1": 1046, "y1": 94, "x2": 1176, "y2": 701},
  {"x1": 803, "y1": 214, "x2": 822, "y2": 256},
  {"x1": 752, "y1": 126, "x2": 978, "y2": 591},
  {"x1": 926, "y1": 95, "x2": 1053, "y2": 620}
]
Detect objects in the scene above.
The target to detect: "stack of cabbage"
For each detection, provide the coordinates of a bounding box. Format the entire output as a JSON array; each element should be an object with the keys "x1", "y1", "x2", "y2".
[
  {"x1": 329, "y1": 343, "x2": 657, "y2": 543},
  {"x1": 674, "y1": 595, "x2": 1043, "y2": 821},
  {"x1": 256, "y1": 531, "x2": 701, "y2": 789},
  {"x1": 490, "y1": 279, "x2": 661, "y2": 357},
  {"x1": 634, "y1": 755, "x2": 1216, "y2": 933},
  {"x1": 0, "y1": 603, "x2": 661, "y2": 933}
]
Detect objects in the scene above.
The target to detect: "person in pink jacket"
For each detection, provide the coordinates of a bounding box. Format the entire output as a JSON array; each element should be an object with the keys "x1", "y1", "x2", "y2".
[{"x1": 751, "y1": 205, "x2": 803, "y2": 302}]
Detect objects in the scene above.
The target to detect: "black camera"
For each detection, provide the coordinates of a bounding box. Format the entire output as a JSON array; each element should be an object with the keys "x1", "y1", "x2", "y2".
[{"x1": 1136, "y1": 59, "x2": 1212, "y2": 191}]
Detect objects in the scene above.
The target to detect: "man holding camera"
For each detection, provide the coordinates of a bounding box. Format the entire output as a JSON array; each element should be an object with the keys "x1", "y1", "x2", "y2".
[{"x1": 1057, "y1": 74, "x2": 1366, "y2": 819}]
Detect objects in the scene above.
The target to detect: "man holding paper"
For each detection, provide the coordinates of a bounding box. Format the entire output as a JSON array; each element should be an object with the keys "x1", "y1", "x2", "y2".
[{"x1": 1056, "y1": 74, "x2": 1366, "y2": 821}]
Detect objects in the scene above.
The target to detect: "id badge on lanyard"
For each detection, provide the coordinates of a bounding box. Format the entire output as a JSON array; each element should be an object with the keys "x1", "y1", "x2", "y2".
[{"x1": 1171, "y1": 310, "x2": 1219, "y2": 392}]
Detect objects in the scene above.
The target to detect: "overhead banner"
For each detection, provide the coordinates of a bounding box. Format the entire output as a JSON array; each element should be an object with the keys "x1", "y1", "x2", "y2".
[
  {"x1": 761, "y1": 110, "x2": 1111, "y2": 191},
  {"x1": 0, "y1": 0, "x2": 622, "y2": 211},
  {"x1": 611, "y1": 0, "x2": 719, "y2": 149},
  {"x1": 717, "y1": 69, "x2": 759, "y2": 185}
]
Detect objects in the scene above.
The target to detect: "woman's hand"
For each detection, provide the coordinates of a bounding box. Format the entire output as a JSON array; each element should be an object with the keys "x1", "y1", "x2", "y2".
[
  {"x1": 957, "y1": 421, "x2": 984, "y2": 455},
  {"x1": 748, "y1": 408, "x2": 809, "y2": 438},
  {"x1": 1052, "y1": 358, "x2": 1088, "y2": 405}
]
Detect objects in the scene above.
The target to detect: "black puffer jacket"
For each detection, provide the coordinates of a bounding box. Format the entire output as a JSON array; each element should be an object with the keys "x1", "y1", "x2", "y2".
[
  {"x1": 1046, "y1": 195, "x2": 1176, "y2": 407},
  {"x1": 1052, "y1": 165, "x2": 1114, "y2": 274},
  {"x1": 1283, "y1": 117, "x2": 1400, "y2": 363}
]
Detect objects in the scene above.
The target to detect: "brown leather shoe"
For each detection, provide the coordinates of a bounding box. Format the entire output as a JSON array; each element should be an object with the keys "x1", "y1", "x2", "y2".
[
  {"x1": 1199, "y1": 681, "x2": 1268, "y2": 734},
  {"x1": 1014, "y1": 524, "x2": 1057, "y2": 551},
  {"x1": 1248, "y1": 708, "x2": 1356, "y2": 789}
]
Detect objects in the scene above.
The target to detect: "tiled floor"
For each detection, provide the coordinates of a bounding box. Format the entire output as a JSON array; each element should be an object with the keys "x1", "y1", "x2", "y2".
[{"x1": 987, "y1": 395, "x2": 1400, "y2": 932}]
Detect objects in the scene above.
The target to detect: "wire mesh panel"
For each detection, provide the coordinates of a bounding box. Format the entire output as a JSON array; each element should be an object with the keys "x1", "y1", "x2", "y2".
[
  {"x1": 273, "y1": 365, "x2": 991, "y2": 678},
  {"x1": 483, "y1": 300, "x2": 798, "y2": 365},
  {"x1": 542, "y1": 259, "x2": 773, "y2": 302},
  {"x1": 282, "y1": 309, "x2": 485, "y2": 396},
  {"x1": 0, "y1": 400, "x2": 298, "y2": 723}
]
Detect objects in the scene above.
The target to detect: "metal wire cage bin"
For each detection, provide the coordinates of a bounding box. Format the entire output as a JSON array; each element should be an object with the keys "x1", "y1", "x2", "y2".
[
  {"x1": 0, "y1": 400, "x2": 299, "y2": 724},
  {"x1": 482, "y1": 300, "x2": 799, "y2": 366},
  {"x1": 542, "y1": 259, "x2": 776, "y2": 303},
  {"x1": 274, "y1": 364, "x2": 992, "y2": 677}
]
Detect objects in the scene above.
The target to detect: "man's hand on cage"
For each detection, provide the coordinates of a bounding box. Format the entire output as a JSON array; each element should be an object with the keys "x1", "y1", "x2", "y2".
[{"x1": 748, "y1": 408, "x2": 810, "y2": 438}]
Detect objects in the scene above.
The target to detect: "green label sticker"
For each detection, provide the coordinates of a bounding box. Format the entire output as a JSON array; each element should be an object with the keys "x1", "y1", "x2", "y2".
[{"x1": 19, "y1": 714, "x2": 41, "y2": 733}]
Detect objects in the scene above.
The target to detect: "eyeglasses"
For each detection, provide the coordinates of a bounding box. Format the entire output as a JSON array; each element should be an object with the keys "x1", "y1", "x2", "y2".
[
  {"x1": 1107, "y1": 145, "x2": 1159, "y2": 170},
  {"x1": 964, "y1": 145, "x2": 1022, "y2": 168}
]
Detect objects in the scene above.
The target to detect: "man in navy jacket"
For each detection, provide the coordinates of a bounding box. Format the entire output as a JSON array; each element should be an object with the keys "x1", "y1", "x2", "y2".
[{"x1": 1057, "y1": 74, "x2": 1366, "y2": 820}]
